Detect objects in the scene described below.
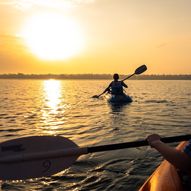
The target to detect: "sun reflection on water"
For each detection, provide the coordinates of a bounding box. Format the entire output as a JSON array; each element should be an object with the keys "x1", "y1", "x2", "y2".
[
  {"x1": 44, "y1": 79, "x2": 61, "y2": 111},
  {"x1": 41, "y1": 79, "x2": 63, "y2": 135}
]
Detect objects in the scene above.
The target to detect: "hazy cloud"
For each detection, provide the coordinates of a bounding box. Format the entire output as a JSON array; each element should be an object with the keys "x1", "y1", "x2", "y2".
[
  {"x1": 0, "y1": 34, "x2": 26, "y2": 50},
  {"x1": 0, "y1": 0, "x2": 95, "y2": 11},
  {"x1": 156, "y1": 43, "x2": 168, "y2": 48}
]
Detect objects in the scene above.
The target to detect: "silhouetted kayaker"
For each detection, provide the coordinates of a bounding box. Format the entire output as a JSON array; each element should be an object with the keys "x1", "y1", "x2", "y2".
[{"x1": 93, "y1": 73, "x2": 128, "y2": 98}]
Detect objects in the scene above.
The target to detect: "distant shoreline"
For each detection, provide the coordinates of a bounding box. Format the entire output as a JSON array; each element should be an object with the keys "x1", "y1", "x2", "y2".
[{"x1": 0, "y1": 74, "x2": 191, "y2": 80}]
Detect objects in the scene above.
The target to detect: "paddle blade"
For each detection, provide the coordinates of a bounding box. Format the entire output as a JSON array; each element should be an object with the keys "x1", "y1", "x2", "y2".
[
  {"x1": 0, "y1": 136, "x2": 79, "y2": 180},
  {"x1": 135, "y1": 65, "x2": 147, "y2": 75},
  {"x1": 92, "y1": 95, "x2": 99, "y2": 98}
]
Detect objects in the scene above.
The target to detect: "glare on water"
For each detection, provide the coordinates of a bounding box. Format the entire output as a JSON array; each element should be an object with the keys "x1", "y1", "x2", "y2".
[
  {"x1": 43, "y1": 80, "x2": 61, "y2": 112},
  {"x1": 0, "y1": 79, "x2": 191, "y2": 190}
]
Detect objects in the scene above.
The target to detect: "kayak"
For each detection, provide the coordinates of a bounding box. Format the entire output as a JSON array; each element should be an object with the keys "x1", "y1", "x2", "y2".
[
  {"x1": 107, "y1": 94, "x2": 132, "y2": 104},
  {"x1": 139, "y1": 142, "x2": 187, "y2": 191},
  {"x1": 139, "y1": 141, "x2": 187, "y2": 191}
]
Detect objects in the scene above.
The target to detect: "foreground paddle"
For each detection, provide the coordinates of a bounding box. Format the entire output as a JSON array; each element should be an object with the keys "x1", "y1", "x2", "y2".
[
  {"x1": 0, "y1": 134, "x2": 190, "y2": 180},
  {"x1": 92, "y1": 64, "x2": 147, "y2": 98}
]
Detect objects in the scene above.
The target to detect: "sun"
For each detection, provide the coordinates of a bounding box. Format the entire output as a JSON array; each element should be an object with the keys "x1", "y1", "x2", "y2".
[{"x1": 21, "y1": 13, "x2": 85, "y2": 60}]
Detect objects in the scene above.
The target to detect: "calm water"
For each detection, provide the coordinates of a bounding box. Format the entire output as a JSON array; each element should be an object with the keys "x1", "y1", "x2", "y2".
[{"x1": 0, "y1": 79, "x2": 191, "y2": 191}]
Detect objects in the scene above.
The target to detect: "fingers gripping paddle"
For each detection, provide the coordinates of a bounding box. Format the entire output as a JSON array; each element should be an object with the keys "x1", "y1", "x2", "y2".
[{"x1": 0, "y1": 134, "x2": 190, "y2": 180}]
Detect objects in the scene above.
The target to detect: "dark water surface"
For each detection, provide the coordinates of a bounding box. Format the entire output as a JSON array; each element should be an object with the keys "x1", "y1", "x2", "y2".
[{"x1": 0, "y1": 79, "x2": 191, "y2": 190}]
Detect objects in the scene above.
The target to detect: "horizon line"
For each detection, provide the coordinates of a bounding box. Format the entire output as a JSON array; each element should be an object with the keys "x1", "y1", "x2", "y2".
[
  {"x1": 1, "y1": 73, "x2": 191, "y2": 80},
  {"x1": 1, "y1": 73, "x2": 191, "y2": 75}
]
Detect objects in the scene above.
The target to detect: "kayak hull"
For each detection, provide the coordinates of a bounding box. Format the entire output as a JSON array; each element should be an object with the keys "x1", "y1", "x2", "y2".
[
  {"x1": 139, "y1": 141, "x2": 187, "y2": 191},
  {"x1": 107, "y1": 94, "x2": 132, "y2": 104}
]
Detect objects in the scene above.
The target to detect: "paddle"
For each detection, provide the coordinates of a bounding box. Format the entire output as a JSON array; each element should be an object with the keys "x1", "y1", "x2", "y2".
[
  {"x1": 92, "y1": 92, "x2": 105, "y2": 98},
  {"x1": 122, "y1": 64, "x2": 147, "y2": 81},
  {"x1": 0, "y1": 134, "x2": 190, "y2": 180},
  {"x1": 92, "y1": 65, "x2": 147, "y2": 98}
]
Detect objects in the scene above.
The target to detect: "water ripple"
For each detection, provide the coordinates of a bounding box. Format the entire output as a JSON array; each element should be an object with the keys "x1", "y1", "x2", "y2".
[{"x1": 0, "y1": 80, "x2": 191, "y2": 190}]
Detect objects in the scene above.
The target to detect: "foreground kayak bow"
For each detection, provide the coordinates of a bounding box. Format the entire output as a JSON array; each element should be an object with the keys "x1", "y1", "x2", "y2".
[{"x1": 139, "y1": 142, "x2": 187, "y2": 191}]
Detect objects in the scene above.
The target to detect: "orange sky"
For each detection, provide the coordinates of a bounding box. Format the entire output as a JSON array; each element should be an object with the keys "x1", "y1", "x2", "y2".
[{"x1": 0, "y1": 0, "x2": 191, "y2": 74}]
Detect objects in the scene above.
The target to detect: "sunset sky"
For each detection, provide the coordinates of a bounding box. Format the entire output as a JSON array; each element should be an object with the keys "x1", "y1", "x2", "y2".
[{"x1": 0, "y1": 0, "x2": 191, "y2": 74}]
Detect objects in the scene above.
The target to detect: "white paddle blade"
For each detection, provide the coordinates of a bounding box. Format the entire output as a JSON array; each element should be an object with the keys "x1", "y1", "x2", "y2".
[{"x1": 0, "y1": 136, "x2": 79, "y2": 180}]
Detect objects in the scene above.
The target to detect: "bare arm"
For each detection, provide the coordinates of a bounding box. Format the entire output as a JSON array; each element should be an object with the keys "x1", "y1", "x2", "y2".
[
  {"x1": 102, "y1": 86, "x2": 110, "y2": 94},
  {"x1": 121, "y1": 81, "x2": 128, "y2": 88},
  {"x1": 102, "y1": 82, "x2": 112, "y2": 94},
  {"x1": 147, "y1": 134, "x2": 191, "y2": 172},
  {"x1": 92, "y1": 83, "x2": 112, "y2": 98}
]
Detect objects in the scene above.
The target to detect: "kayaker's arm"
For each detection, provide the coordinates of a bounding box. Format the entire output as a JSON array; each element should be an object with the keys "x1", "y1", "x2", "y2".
[
  {"x1": 102, "y1": 86, "x2": 110, "y2": 94},
  {"x1": 92, "y1": 83, "x2": 111, "y2": 98},
  {"x1": 100, "y1": 82, "x2": 112, "y2": 95},
  {"x1": 122, "y1": 81, "x2": 128, "y2": 88},
  {"x1": 147, "y1": 134, "x2": 191, "y2": 173}
]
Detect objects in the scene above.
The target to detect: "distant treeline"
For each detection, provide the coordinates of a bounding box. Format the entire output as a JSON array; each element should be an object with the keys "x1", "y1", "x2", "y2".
[{"x1": 0, "y1": 73, "x2": 191, "y2": 80}]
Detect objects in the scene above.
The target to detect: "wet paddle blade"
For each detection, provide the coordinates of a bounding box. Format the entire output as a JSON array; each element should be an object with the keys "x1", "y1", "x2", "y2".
[
  {"x1": 135, "y1": 65, "x2": 147, "y2": 75},
  {"x1": 0, "y1": 136, "x2": 79, "y2": 180},
  {"x1": 92, "y1": 95, "x2": 99, "y2": 98}
]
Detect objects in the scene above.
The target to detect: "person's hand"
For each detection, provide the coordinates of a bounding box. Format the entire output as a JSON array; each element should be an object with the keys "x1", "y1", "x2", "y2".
[{"x1": 147, "y1": 134, "x2": 161, "y2": 148}]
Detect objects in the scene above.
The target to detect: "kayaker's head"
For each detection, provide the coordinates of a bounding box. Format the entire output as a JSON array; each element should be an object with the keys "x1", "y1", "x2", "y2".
[{"x1": 113, "y1": 73, "x2": 119, "y2": 81}]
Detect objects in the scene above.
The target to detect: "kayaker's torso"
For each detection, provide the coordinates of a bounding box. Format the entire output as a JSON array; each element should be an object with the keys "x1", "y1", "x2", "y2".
[{"x1": 110, "y1": 81, "x2": 124, "y2": 95}]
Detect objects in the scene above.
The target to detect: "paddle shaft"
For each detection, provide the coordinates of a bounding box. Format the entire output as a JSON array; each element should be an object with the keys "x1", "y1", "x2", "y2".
[
  {"x1": 121, "y1": 65, "x2": 147, "y2": 82},
  {"x1": 122, "y1": 73, "x2": 135, "y2": 82},
  {"x1": 1, "y1": 134, "x2": 190, "y2": 164},
  {"x1": 87, "y1": 134, "x2": 191, "y2": 153}
]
